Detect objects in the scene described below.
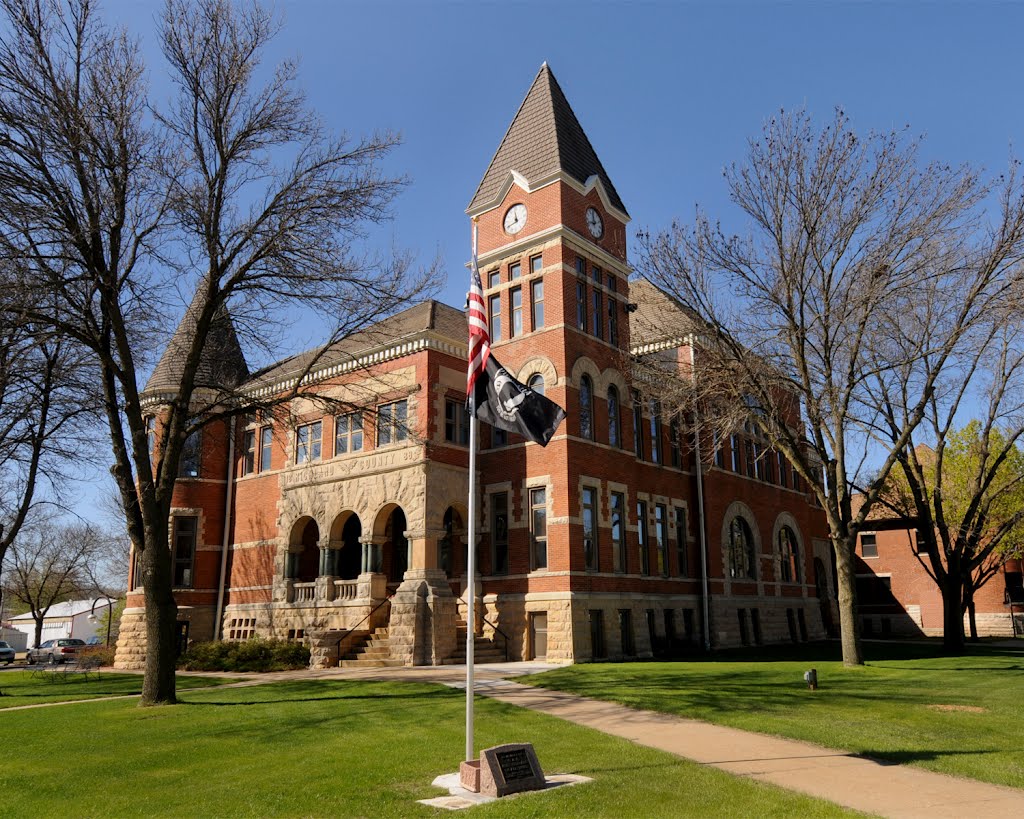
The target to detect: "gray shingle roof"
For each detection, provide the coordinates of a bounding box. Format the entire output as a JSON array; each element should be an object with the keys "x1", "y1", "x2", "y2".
[
  {"x1": 245, "y1": 300, "x2": 467, "y2": 389},
  {"x1": 467, "y1": 63, "x2": 627, "y2": 216},
  {"x1": 630, "y1": 277, "x2": 702, "y2": 346},
  {"x1": 144, "y1": 285, "x2": 249, "y2": 395}
]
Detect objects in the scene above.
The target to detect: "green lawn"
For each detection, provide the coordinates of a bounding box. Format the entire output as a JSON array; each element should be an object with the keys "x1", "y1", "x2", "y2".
[
  {"x1": 0, "y1": 671, "x2": 232, "y2": 709},
  {"x1": 0, "y1": 678, "x2": 861, "y2": 818},
  {"x1": 520, "y1": 641, "x2": 1024, "y2": 790}
]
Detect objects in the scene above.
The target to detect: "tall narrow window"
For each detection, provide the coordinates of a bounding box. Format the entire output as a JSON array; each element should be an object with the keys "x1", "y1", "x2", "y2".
[
  {"x1": 649, "y1": 400, "x2": 662, "y2": 464},
  {"x1": 509, "y1": 261, "x2": 521, "y2": 280},
  {"x1": 180, "y1": 428, "x2": 201, "y2": 477},
  {"x1": 377, "y1": 400, "x2": 407, "y2": 446},
  {"x1": 488, "y1": 294, "x2": 501, "y2": 342},
  {"x1": 669, "y1": 417, "x2": 681, "y2": 468},
  {"x1": 619, "y1": 609, "x2": 634, "y2": 656},
  {"x1": 444, "y1": 400, "x2": 469, "y2": 445},
  {"x1": 531, "y1": 278, "x2": 544, "y2": 330},
  {"x1": 492, "y1": 492, "x2": 509, "y2": 575},
  {"x1": 637, "y1": 501, "x2": 650, "y2": 576},
  {"x1": 633, "y1": 391, "x2": 644, "y2": 459},
  {"x1": 172, "y1": 516, "x2": 197, "y2": 588},
  {"x1": 860, "y1": 533, "x2": 878, "y2": 558},
  {"x1": 778, "y1": 451, "x2": 789, "y2": 487},
  {"x1": 146, "y1": 416, "x2": 156, "y2": 459},
  {"x1": 579, "y1": 375, "x2": 594, "y2": 440},
  {"x1": 611, "y1": 492, "x2": 626, "y2": 573},
  {"x1": 530, "y1": 488, "x2": 547, "y2": 569},
  {"x1": 714, "y1": 431, "x2": 726, "y2": 468},
  {"x1": 728, "y1": 517, "x2": 756, "y2": 579},
  {"x1": 592, "y1": 264, "x2": 602, "y2": 284},
  {"x1": 576, "y1": 281, "x2": 587, "y2": 331},
  {"x1": 592, "y1": 290, "x2": 603, "y2": 339},
  {"x1": 730, "y1": 434, "x2": 741, "y2": 472},
  {"x1": 607, "y1": 299, "x2": 618, "y2": 346},
  {"x1": 675, "y1": 507, "x2": 688, "y2": 576},
  {"x1": 487, "y1": 269, "x2": 501, "y2": 289},
  {"x1": 764, "y1": 448, "x2": 775, "y2": 483},
  {"x1": 260, "y1": 426, "x2": 272, "y2": 472},
  {"x1": 530, "y1": 254, "x2": 542, "y2": 274},
  {"x1": 242, "y1": 429, "x2": 256, "y2": 475},
  {"x1": 779, "y1": 526, "x2": 800, "y2": 582},
  {"x1": 745, "y1": 439, "x2": 756, "y2": 478},
  {"x1": 583, "y1": 486, "x2": 599, "y2": 571},
  {"x1": 576, "y1": 256, "x2": 587, "y2": 276},
  {"x1": 510, "y1": 286, "x2": 523, "y2": 337},
  {"x1": 296, "y1": 421, "x2": 322, "y2": 464},
  {"x1": 335, "y1": 412, "x2": 363, "y2": 454},
  {"x1": 655, "y1": 503, "x2": 667, "y2": 576},
  {"x1": 607, "y1": 386, "x2": 621, "y2": 448}
]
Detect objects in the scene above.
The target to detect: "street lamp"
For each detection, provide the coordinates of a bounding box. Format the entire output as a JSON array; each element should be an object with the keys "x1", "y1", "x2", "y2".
[{"x1": 88, "y1": 597, "x2": 116, "y2": 647}]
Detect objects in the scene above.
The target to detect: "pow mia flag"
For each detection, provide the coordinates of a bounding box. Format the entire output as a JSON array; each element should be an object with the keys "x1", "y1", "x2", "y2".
[{"x1": 472, "y1": 355, "x2": 565, "y2": 447}]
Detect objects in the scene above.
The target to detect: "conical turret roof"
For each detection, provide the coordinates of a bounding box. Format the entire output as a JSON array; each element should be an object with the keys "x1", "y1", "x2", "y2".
[
  {"x1": 467, "y1": 63, "x2": 627, "y2": 215},
  {"x1": 144, "y1": 283, "x2": 248, "y2": 396}
]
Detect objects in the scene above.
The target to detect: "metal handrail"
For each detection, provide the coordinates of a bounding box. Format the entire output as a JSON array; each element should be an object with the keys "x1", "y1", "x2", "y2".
[
  {"x1": 334, "y1": 594, "x2": 394, "y2": 665},
  {"x1": 479, "y1": 613, "x2": 511, "y2": 662}
]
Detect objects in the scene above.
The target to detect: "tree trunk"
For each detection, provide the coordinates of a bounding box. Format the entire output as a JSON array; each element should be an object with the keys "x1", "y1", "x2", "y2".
[
  {"x1": 833, "y1": 536, "x2": 864, "y2": 666},
  {"x1": 941, "y1": 574, "x2": 965, "y2": 654},
  {"x1": 140, "y1": 531, "x2": 178, "y2": 705},
  {"x1": 33, "y1": 617, "x2": 43, "y2": 649},
  {"x1": 966, "y1": 587, "x2": 979, "y2": 641}
]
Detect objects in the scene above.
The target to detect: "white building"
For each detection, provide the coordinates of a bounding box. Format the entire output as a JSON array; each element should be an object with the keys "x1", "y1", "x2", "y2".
[{"x1": 9, "y1": 599, "x2": 107, "y2": 646}]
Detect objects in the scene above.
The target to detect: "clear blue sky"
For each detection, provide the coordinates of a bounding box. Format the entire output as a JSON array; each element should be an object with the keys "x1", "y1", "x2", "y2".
[
  {"x1": 108, "y1": 0, "x2": 1024, "y2": 318},
  {"x1": 69, "y1": 0, "x2": 1024, "y2": 520}
]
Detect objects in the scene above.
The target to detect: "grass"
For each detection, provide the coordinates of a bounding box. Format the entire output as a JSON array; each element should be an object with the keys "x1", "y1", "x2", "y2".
[
  {"x1": 519, "y1": 640, "x2": 1024, "y2": 790},
  {"x1": 0, "y1": 671, "x2": 233, "y2": 709},
  {"x1": 0, "y1": 678, "x2": 861, "y2": 818}
]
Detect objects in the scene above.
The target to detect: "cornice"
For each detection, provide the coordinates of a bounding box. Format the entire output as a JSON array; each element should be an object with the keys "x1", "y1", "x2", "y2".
[{"x1": 475, "y1": 223, "x2": 632, "y2": 278}]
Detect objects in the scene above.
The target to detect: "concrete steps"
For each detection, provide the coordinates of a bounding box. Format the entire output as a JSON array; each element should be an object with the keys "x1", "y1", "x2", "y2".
[
  {"x1": 445, "y1": 624, "x2": 508, "y2": 665},
  {"x1": 340, "y1": 627, "x2": 401, "y2": 668}
]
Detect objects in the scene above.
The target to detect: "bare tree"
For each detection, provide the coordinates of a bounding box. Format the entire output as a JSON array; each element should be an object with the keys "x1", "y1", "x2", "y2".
[
  {"x1": 2, "y1": 519, "x2": 113, "y2": 649},
  {"x1": 878, "y1": 312, "x2": 1024, "y2": 650},
  {"x1": 638, "y1": 109, "x2": 1024, "y2": 665},
  {"x1": 0, "y1": 0, "x2": 431, "y2": 703},
  {"x1": 0, "y1": 295, "x2": 95, "y2": 577}
]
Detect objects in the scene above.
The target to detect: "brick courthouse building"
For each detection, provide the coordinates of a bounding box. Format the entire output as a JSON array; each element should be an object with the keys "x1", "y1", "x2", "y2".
[{"x1": 115, "y1": 66, "x2": 831, "y2": 669}]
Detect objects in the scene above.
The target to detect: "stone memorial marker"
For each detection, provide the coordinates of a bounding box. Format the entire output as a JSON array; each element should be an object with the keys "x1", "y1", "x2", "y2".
[{"x1": 476, "y1": 743, "x2": 545, "y2": 797}]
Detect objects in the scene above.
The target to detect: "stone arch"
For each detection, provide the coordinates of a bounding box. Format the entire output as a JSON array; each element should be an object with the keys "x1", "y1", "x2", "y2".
[
  {"x1": 286, "y1": 516, "x2": 320, "y2": 582},
  {"x1": 516, "y1": 355, "x2": 558, "y2": 389},
  {"x1": 569, "y1": 355, "x2": 602, "y2": 388},
  {"x1": 601, "y1": 367, "x2": 630, "y2": 397},
  {"x1": 328, "y1": 510, "x2": 363, "y2": 580},
  {"x1": 720, "y1": 501, "x2": 762, "y2": 580},
  {"x1": 771, "y1": 512, "x2": 804, "y2": 583},
  {"x1": 373, "y1": 503, "x2": 409, "y2": 584}
]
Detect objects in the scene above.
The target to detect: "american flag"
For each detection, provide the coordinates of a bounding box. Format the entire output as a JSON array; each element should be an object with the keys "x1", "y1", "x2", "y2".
[{"x1": 466, "y1": 224, "x2": 490, "y2": 395}]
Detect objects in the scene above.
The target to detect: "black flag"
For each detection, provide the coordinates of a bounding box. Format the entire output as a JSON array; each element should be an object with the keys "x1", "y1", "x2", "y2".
[{"x1": 472, "y1": 354, "x2": 565, "y2": 447}]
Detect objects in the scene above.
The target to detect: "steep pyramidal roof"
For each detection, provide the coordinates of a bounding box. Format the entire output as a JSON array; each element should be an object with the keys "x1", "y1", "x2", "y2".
[
  {"x1": 467, "y1": 63, "x2": 627, "y2": 216},
  {"x1": 145, "y1": 284, "x2": 249, "y2": 395}
]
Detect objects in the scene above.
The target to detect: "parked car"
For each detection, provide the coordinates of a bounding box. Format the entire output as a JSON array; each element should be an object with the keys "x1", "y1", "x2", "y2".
[
  {"x1": 26, "y1": 638, "x2": 86, "y2": 665},
  {"x1": 0, "y1": 641, "x2": 15, "y2": 665}
]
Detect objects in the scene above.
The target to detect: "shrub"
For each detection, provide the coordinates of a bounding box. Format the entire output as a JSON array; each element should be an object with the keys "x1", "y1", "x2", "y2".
[
  {"x1": 178, "y1": 638, "x2": 310, "y2": 672},
  {"x1": 78, "y1": 645, "x2": 116, "y2": 667}
]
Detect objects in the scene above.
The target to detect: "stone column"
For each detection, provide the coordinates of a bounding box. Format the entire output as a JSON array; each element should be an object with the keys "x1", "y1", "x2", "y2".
[
  {"x1": 389, "y1": 528, "x2": 458, "y2": 666},
  {"x1": 360, "y1": 536, "x2": 384, "y2": 574},
  {"x1": 315, "y1": 538, "x2": 334, "y2": 602}
]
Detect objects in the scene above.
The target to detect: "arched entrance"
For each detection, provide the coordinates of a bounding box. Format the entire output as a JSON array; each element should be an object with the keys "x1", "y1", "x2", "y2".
[
  {"x1": 439, "y1": 506, "x2": 465, "y2": 579},
  {"x1": 328, "y1": 512, "x2": 363, "y2": 580},
  {"x1": 288, "y1": 517, "x2": 320, "y2": 582},
  {"x1": 377, "y1": 505, "x2": 408, "y2": 585},
  {"x1": 339, "y1": 514, "x2": 362, "y2": 579}
]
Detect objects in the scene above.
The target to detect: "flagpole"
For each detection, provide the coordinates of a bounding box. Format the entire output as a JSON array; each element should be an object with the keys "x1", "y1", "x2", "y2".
[{"x1": 465, "y1": 220, "x2": 479, "y2": 764}]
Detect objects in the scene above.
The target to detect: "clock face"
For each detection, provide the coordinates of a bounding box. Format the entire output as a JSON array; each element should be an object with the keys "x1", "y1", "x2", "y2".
[
  {"x1": 586, "y1": 207, "x2": 604, "y2": 239},
  {"x1": 503, "y1": 203, "x2": 528, "y2": 235}
]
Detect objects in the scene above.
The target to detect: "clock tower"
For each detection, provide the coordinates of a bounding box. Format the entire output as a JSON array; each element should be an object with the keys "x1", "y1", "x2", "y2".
[{"x1": 466, "y1": 64, "x2": 636, "y2": 656}]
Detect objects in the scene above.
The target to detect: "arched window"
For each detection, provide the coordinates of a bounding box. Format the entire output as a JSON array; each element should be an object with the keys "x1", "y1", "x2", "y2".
[
  {"x1": 579, "y1": 375, "x2": 594, "y2": 440},
  {"x1": 528, "y1": 373, "x2": 545, "y2": 396},
  {"x1": 607, "y1": 386, "x2": 621, "y2": 448},
  {"x1": 778, "y1": 526, "x2": 799, "y2": 582},
  {"x1": 728, "y1": 517, "x2": 756, "y2": 579}
]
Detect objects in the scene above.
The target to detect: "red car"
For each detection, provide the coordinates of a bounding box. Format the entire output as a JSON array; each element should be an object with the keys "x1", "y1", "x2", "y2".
[{"x1": 26, "y1": 638, "x2": 86, "y2": 664}]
